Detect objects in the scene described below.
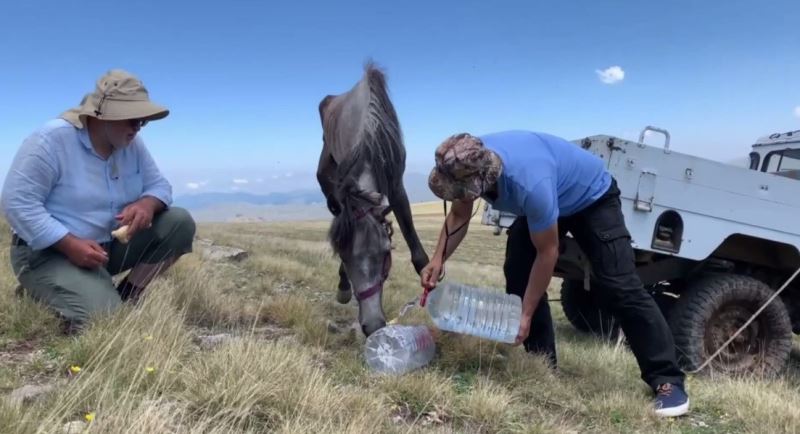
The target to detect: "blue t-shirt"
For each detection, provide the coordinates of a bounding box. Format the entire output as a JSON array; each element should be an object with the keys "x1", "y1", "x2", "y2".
[{"x1": 482, "y1": 130, "x2": 611, "y2": 232}]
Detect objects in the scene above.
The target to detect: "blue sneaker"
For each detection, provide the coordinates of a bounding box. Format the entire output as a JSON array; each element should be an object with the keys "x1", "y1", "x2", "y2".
[{"x1": 654, "y1": 383, "x2": 689, "y2": 417}]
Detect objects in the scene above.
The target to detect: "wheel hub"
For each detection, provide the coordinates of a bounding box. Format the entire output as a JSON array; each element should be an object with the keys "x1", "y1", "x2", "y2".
[{"x1": 704, "y1": 302, "x2": 768, "y2": 373}]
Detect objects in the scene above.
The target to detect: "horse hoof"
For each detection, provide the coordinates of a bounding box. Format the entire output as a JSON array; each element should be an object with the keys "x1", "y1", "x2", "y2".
[{"x1": 336, "y1": 289, "x2": 352, "y2": 304}]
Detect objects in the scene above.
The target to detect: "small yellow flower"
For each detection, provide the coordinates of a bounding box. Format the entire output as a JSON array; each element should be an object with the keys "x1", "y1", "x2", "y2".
[
  {"x1": 84, "y1": 412, "x2": 95, "y2": 423},
  {"x1": 69, "y1": 365, "x2": 82, "y2": 375},
  {"x1": 145, "y1": 367, "x2": 156, "y2": 374},
  {"x1": 143, "y1": 335, "x2": 153, "y2": 341}
]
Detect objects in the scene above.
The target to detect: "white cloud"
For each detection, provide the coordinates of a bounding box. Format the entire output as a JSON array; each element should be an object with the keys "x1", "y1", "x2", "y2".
[
  {"x1": 185, "y1": 181, "x2": 208, "y2": 190},
  {"x1": 596, "y1": 66, "x2": 625, "y2": 84},
  {"x1": 284, "y1": 172, "x2": 294, "y2": 178},
  {"x1": 232, "y1": 178, "x2": 249, "y2": 184},
  {"x1": 794, "y1": 106, "x2": 800, "y2": 119}
]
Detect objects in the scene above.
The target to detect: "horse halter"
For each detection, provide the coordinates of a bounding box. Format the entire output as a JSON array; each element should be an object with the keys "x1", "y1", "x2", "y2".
[
  {"x1": 352, "y1": 203, "x2": 393, "y2": 302},
  {"x1": 354, "y1": 252, "x2": 391, "y2": 302}
]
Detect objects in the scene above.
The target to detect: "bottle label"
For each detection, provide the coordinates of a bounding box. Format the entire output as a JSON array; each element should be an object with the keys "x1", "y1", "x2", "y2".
[{"x1": 414, "y1": 328, "x2": 434, "y2": 350}]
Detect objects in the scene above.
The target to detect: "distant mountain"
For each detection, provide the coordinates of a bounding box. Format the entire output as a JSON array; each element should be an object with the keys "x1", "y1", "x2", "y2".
[
  {"x1": 174, "y1": 190, "x2": 325, "y2": 210},
  {"x1": 174, "y1": 171, "x2": 435, "y2": 210},
  {"x1": 402, "y1": 171, "x2": 438, "y2": 203},
  {"x1": 189, "y1": 203, "x2": 331, "y2": 223}
]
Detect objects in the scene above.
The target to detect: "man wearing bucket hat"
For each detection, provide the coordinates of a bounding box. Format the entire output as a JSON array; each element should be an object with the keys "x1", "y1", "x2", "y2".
[
  {"x1": 1, "y1": 69, "x2": 196, "y2": 333},
  {"x1": 420, "y1": 131, "x2": 689, "y2": 417}
]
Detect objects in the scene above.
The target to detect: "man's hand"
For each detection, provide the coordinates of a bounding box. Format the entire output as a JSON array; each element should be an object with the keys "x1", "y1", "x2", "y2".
[
  {"x1": 420, "y1": 259, "x2": 444, "y2": 290},
  {"x1": 514, "y1": 222, "x2": 559, "y2": 346},
  {"x1": 55, "y1": 235, "x2": 108, "y2": 269},
  {"x1": 420, "y1": 199, "x2": 473, "y2": 290},
  {"x1": 116, "y1": 197, "x2": 162, "y2": 238},
  {"x1": 515, "y1": 313, "x2": 532, "y2": 346}
]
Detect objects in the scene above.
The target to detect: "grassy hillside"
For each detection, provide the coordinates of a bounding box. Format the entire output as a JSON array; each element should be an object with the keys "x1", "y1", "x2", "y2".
[
  {"x1": 407, "y1": 200, "x2": 488, "y2": 220},
  {"x1": 1, "y1": 213, "x2": 800, "y2": 433}
]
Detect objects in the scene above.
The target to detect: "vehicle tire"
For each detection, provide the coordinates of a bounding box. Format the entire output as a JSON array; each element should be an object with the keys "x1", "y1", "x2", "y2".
[
  {"x1": 668, "y1": 273, "x2": 792, "y2": 377},
  {"x1": 560, "y1": 279, "x2": 620, "y2": 340}
]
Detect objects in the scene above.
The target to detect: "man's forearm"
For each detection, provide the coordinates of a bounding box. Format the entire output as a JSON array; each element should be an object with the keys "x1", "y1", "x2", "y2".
[
  {"x1": 521, "y1": 248, "x2": 558, "y2": 318},
  {"x1": 432, "y1": 208, "x2": 471, "y2": 263},
  {"x1": 140, "y1": 195, "x2": 166, "y2": 214},
  {"x1": 4, "y1": 207, "x2": 70, "y2": 251},
  {"x1": 53, "y1": 233, "x2": 77, "y2": 255}
]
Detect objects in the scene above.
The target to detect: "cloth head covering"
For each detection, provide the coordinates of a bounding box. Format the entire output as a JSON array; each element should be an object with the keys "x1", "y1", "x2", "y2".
[
  {"x1": 61, "y1": 69, "x2": 168, "y2": 129},
  {"x1": 428, "y1": 133, "x2": 502, "y2": 201}
]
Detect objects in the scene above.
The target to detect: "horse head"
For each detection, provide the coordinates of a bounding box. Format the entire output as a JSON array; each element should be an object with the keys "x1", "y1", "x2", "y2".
[{"x1": 328, "y1": 173, "x2": 394, "y2": 336}]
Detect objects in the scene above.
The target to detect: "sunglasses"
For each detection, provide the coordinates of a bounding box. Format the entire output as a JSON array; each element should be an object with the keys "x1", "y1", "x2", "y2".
[{"x1": 129, "y1": 119, "x2": 149, "y2": 129}]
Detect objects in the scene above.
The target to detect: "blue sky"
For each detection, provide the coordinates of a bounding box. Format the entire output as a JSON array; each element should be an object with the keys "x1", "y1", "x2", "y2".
[{"x1": 1, "y1": 0, "x2": 798, "y2": 196}]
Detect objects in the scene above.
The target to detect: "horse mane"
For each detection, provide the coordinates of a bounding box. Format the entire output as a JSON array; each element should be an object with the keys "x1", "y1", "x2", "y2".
[
  {"x1": 333, "y1": 61, "x2": 405, "y2": 196},
  {"x1": 326, "y1": 61, "x2": 405, "y2": 254}
]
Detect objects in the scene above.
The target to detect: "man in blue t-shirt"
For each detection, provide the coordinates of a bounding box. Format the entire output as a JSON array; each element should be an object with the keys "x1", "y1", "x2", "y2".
[{"x1": 421, "y1": 131, "x2": 689, "y2": 417}]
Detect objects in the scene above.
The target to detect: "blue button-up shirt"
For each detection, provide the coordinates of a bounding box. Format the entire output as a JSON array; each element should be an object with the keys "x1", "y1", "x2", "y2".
[{"x1": 1, "y1": 119, "x2": 172, "y2": 250}]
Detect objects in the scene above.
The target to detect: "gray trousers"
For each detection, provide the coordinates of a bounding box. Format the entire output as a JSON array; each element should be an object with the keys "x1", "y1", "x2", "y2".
[{"x1": 10, "y1": 207, "x2": 195, "y2": 326}]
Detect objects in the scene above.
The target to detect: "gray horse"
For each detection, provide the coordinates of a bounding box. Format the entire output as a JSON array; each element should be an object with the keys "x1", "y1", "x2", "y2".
[{"x1": 317, "y1": 62, "x2": 429, "y2": 336}]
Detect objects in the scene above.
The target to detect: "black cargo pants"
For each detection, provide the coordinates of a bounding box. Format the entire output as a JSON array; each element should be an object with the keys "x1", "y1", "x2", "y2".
[{"x1": 502, "y1": 178, "x2": 685, "y2": 390}]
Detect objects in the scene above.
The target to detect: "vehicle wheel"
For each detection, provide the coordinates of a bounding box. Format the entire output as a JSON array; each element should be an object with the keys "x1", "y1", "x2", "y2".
[
  {"x1": 560, "y1": 279, "x2": 620, "y2": 340},
  {"x1": 668, "y1": 274, "x2": 792, "y2": 377}
]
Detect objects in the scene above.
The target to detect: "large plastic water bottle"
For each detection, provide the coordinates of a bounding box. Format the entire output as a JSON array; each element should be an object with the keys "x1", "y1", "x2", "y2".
[
  {"x1": 425, "y1": 281, "x2": 522, "y2": 343},
  {"x1": 364, "y1": 325, "x2": 436, "y2": 375}
]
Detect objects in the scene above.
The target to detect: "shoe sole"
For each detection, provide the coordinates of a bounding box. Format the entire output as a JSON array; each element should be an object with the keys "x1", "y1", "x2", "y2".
[{"x1": 654, "y1": 399, "x2": 689, "y2": 417}]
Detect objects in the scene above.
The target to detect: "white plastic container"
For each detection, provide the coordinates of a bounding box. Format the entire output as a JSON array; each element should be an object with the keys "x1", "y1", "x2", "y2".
[
  {"x1": 364, "y1": 325, "x2": 436, "y2": 375},
  {"x1": 426, "y1": 281, "x2": 522, "y2": 343}
]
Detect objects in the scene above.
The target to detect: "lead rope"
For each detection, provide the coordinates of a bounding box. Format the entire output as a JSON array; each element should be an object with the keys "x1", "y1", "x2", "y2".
[
  {"x1": 689, "y1": 265, "x2": 800, "y2": 374},
  {"x1": 388, "y1": 200, "x2": 479, "y2": 324}
]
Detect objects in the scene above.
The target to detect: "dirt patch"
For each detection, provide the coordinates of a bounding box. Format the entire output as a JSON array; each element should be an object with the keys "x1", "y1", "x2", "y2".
[
  {"x1": 390, "y1": 403, "x2": 450, "y2": 427},
  {"x1": 0, "y1": 339, "x2": 43, "y2": 366},
  {"x1": 190, "y1": 324, "x2": 294, "y2": 351}
]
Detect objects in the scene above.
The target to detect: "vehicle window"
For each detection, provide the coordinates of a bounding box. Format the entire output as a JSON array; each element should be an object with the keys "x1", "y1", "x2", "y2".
[
  {"x1": 777, "y1": 149, "x2": 800, "y2": 172},
  {"x1": 763, "y1": 149, "x2": 800, "y2": 173},
  {"x1": 749, "y1": 152, "x2": 760, "y2": 170},
  {"x1": 765, "y1": 152, "x2": 782, "y2": 172}
]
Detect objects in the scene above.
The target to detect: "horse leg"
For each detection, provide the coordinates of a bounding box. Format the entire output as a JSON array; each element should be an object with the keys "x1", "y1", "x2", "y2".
[
  {"x1": 389, "y1": 182, "x2": 430, "y2": 275},
  {"x1": 336, "y1": 262, "x2": 352, "y2": 304}
]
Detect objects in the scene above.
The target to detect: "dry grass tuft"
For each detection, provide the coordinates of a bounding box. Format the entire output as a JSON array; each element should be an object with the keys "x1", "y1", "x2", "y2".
[{"x1": 2, "y1": 215, "x2": 800, "y2": 433}]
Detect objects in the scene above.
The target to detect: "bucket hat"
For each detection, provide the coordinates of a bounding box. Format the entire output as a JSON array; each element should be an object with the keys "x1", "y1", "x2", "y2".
[
  {"x1": 428, "y1": 133, "x2": 502, "y2": 201},
  {"x1": 61, "y1": 69, "x2": 168, "y2": 129}
]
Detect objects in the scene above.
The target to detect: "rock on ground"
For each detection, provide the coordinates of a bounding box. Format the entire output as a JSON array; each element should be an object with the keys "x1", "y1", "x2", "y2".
[
  {"x1": 7, "y1": 383, "x2": 57, "y2": 406},
  {"x1": 195, "y1": 333, "x2": 233, "y2": 350},
  {"x1": 195, "y1": 238, "x2": 248, "y2": 262},
  {"x1": 62, "y1": 421, "x2": 87, "y2": 434}
]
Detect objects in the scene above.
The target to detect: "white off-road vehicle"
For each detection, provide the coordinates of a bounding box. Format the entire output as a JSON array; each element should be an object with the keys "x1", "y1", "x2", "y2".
[{"x1": 481, "y1": 127, "x2": 800, "y2": 376}]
